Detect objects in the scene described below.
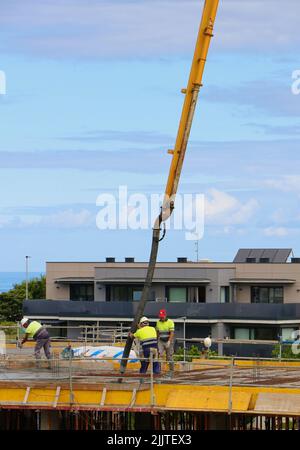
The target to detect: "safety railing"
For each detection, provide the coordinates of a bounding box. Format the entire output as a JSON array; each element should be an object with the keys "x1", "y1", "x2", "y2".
[
  {"x1": 0, "y1": 324, "x2": 131, "y2": 347},
  {"x1": 3, "y1": 352, "x2": 300, "y2": 412}
]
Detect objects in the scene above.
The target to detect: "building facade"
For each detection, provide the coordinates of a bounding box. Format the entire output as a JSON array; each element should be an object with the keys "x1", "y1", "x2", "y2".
[{"x1": 23, "y1": 249, "x2": 300, "y2": 356}]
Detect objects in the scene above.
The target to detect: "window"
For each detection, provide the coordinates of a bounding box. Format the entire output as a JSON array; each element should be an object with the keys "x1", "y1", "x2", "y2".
[
  {"x1": 166, "y1": 287, "x2": 187, "y2": 303},
  {"x1": 220, "y1": 286, "x2": 230, "y2": 303},
  {"x1": 198, "y1": 286, "x2": 206, "y2": 303},
  {"x1": 269, "y1": 287, "x2": 284, "y2": 303},
  {"x1": 133, "y1": 289, "x2": 142, "y2": 302},
  {"x1": 188, "y1": 286, "x2": 206, "y2": 303},
  {"x1": 234, "y1": 328, "x2": 254, "y2": 340},
  {"x1": 233, "y1": 327, "x2": 277, "y2": 341},
  {"x1": 251, "y1": 286, "x2": 283, "y2": 304},
  {"x1": 70, "y1": 284, "x2": 94, "y2": 301},
  {"x1": 255, "y1": 327, "x2": 277, "y2": 340},
  {"x1": 109, "y1": 285, "x2": 144, "y2": 302}
]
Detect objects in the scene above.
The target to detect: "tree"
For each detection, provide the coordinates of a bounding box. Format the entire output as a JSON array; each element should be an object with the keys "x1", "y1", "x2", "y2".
[{"x1": 0, "y1": 275, "x2": 46, "y2": 322}]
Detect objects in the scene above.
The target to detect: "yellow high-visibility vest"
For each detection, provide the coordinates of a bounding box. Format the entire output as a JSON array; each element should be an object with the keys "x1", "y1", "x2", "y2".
[
  {"x1": 134, "y1": 326, "x2": 157, "y2": 347},
  {"x1": 156, "y1": 319, "x2": 175, "y2": 341},
  {"x1": 25, "y1": 321, "x2": 42, "y2": 338}
]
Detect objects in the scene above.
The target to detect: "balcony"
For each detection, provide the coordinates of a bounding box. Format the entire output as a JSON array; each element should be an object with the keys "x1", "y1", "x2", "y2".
[{"x1": 23, "y1": 300, "x2": 300, "y2": 321}]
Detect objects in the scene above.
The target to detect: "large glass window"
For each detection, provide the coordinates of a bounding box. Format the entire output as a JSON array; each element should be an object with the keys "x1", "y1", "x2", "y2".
[
  {"x1": 251, "y1": 286, "x2": 283, "y2": 304},
  {"x1": 234, "y1": 328, "x2": 254, "y2": 340},
  {"x1": 233, "y1": 327, "x2": 277, "y2": 340},
  {"x1": 255, "y1": 327, "x2": 278, "y2": 340},
  {"x1": 109, "y1": 285, "x2": 144, "y2": 302},
  {"x1": 167, "y1": 287, "x2": 187, "y2": 303},
  {"x1": 70, "y1": 284, "x2": 94, "y2": 301}
]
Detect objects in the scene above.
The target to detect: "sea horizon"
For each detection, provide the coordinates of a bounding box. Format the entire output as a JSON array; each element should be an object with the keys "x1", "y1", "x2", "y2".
[{"x1": 0, "y1": 272, "x2": 44, "y2": 293}]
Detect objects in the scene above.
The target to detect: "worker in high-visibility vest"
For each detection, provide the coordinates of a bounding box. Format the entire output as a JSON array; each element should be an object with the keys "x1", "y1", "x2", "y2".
[
  {"x1": 156, "y1": 309, "x2": 175, "y2": 373},
  {"x1": 20, "y1": 317, "x2": 52, "y2": 367},
  {"x1": 129, "y1": 317, "x2": 160, "y2": 374}
]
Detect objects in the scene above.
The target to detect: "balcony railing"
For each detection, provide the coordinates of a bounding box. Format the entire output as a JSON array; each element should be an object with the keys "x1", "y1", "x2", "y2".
[{"x1": 23, "y1": 300, "x2": 300, "y2": 320}]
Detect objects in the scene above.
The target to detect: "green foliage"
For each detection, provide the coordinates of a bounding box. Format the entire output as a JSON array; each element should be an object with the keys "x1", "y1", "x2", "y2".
[
  {"x1": 207, "y1": 349, "x2": 219, "y2": 358},
  {"x1": 272, "y1": 343, "x2": 300, "y2": 360},
  {"x1": 174, "y1": 344, "x2": 219, "y2": 361},
  {"x1": 0, "y1": 296, "x2": 23, "y2": 322},
  {"x1": 189, "y1": 345, "x2": 202, "y2": 358},
  {"x1": 174, "y1": 345, "x2": 201, "y2": 362},
  {"x1": 0, "y1": 275, "x2": 46, "y2": 322}
]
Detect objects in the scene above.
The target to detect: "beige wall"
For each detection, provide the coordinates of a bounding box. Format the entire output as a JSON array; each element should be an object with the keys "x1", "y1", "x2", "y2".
[
  {"x1": 46, "y1": 262, "x2": 98, "y2": 300},
  {"x1": 235, "y1": 264, "x2": 300, "y2": 303}
]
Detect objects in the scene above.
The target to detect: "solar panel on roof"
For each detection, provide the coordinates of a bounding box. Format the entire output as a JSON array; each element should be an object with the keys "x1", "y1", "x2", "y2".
[
  {"x1": 261, "y1": 249, "x2": 277, "y2": 260},
  {"x1": 233, "y1": 249, "x2": 250, "y2": 263},
  {"x1": 273, "y1": 249, "x2": 292, "y2": 263},
  {"x1": 249, "y1": 249, "x2": 263, "y2": 260},
  {"x1": 233, "y1": 248, "x2": 292, "y2": 263}
]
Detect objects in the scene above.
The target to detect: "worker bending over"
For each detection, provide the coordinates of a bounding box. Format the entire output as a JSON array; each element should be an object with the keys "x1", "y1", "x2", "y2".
[
  {"x1": 20, "y1": 317, "x2": 52, "y2": 367},
  {"x1": 129, "y1": 317, "x2": 160, "y2": 375},
  {"x1": 156, "y1": 309, "x2": 175, "y2": 373}
]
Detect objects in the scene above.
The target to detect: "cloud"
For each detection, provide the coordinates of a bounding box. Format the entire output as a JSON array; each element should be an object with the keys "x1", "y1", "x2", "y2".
[
  {"x1": 265, "y1": 176, "x2": 300, "y2": 194},
  {"x1": 1, "y1": 138, "x2": 300, "y2": 176},
  {"x1": 0, "y1": 148, "x2": 169, "y2": 173},
  {"x1": 61, "y1": 130, "x2": 174, "y2": 145},
  {"x1": 0, "y1": 208, "x2": 94, "y2": 229},
  {"x1": 204, "y1": 188, "x2": 259, "y2": 225},
  {"x1": 0, "y1": 0, "x2": 299, "y2": 59},
  {"x1": 203, "y1": 80, "x2": 300, "y2": 118},
  {"x1": 246, "y1": 123, "x2": 300, "y2": 136},
  {"x1": 263, "y1": 226, "x2": 289, "y2": 237},
  {"x1": 42, "y1": 209, "x2": 93, "y2": 228}
]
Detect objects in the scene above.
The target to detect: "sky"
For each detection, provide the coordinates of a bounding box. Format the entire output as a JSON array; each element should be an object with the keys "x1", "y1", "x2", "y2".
[{"x1": 0, "y1": 0, "x2": 300, "y2": 271}]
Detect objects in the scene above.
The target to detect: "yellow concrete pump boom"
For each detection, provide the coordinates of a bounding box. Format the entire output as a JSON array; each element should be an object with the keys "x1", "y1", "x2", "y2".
[{"x1": 120, "y1": 0, "x2": 219, "y2": 375}]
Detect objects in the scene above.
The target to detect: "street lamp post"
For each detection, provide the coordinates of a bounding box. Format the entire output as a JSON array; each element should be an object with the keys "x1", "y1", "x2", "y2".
[{"x1": 25, "y1": 256, "x2": 31, "y2": 300}]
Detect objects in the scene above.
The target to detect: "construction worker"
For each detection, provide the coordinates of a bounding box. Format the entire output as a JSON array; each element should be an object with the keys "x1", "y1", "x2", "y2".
[
  {"x1": 20, "y1": 317, "x2": 52, "y2": 367},
  {"x1": 129, "y1": 317, "x2": 160, "y2": 375},
  {"x1": 156, "y1": 309, "x2": 175, "y2": 373},
  {"x1": 61, "y1": 343, "x2": 74, "y2": 360}
]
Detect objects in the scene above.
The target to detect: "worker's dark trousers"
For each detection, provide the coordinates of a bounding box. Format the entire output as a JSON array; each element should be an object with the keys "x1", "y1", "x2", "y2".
[
  {"x1": 140, "y1": 345, "x2": 160, "y2": 374},
  {"x1": 34, "y1": 329, "x2": 51, "y2": 360}
]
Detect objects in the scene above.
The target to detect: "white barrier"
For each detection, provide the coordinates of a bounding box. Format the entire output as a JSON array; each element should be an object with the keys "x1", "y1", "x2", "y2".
[{"x1": 73, "y1": 345, "x2": 138, "y2": 363}]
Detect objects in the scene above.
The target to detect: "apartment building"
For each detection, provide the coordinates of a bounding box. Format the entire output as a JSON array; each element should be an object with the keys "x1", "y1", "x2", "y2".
[{"x1": 23, "y1": 248, "x2": 300, "y2": 356}]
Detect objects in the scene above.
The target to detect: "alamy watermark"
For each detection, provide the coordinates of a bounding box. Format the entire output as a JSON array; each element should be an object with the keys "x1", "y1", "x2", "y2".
[
  {"x1": 291, "y1": 70, "x2": 300, "y2": 95},
  {"x1": 96, "y1": 185, "x2": 204, "y2": 241},
  {"x1": 0, "y1": 70, "x2": 6, "y2": 95},
  {"x1": 291, "y1": 330, "x2": 300, "y2": 355}
]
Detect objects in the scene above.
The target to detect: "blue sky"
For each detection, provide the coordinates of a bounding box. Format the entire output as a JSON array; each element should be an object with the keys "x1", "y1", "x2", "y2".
[{"x1": 0, "y1": 0, "x2": 300, "y2": 271}]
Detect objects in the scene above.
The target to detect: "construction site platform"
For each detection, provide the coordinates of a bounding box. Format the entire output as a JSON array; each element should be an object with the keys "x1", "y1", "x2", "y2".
[{"x1": 2, "y1": 354, "x2": 300, "y2": 418}]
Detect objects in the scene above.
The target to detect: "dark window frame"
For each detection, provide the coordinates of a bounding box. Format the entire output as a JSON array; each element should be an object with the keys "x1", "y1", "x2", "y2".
[
  {"x1": 231, "y1": 326, "x2": 279, "y2": 341},
  {"x1": 251, "y1": 286, "x2": 284, "y2": 304},
  {"x1": 70, "y1": 283, "x2": 94, "y2": 302},
  {"x1": 108, "y1": 284, "x2": 144, "y2": 302},
  {"x1": 220, "y1": 286, "x2": 230, "y2": 303}
]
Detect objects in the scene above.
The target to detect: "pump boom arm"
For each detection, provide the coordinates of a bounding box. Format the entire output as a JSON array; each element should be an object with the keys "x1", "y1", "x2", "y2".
[{"x1": 120, "y1": 0, "x2": 219, "y2": 374}]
